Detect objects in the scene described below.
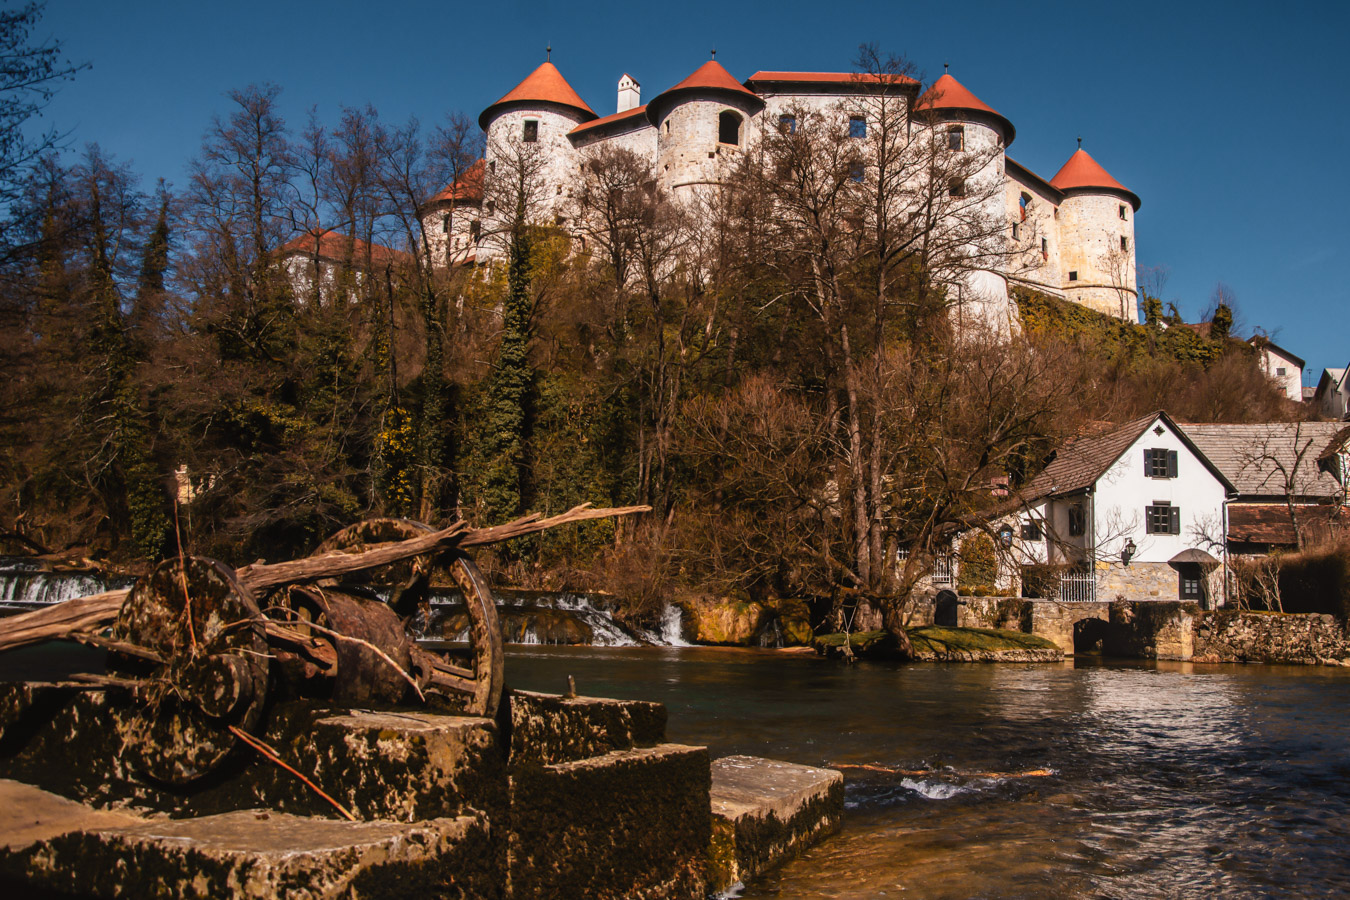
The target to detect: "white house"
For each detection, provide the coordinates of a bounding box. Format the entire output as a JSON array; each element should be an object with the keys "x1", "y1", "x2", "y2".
[
  {"x1": 1312, "y1": 366, "x2": 1348, "y2": 420},
  {"x1": 1249, "y1": 338, "x2": 1304, "y2": 402},
  {"x1": 1000, "y1": 412, "x2": 1235, "y2": 606}
]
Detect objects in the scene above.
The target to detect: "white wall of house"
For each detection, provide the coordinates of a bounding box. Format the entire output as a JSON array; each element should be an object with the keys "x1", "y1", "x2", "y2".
[
  {"x1": 1092, "y1": 419, "x2": 1227, "y2": 564},
  {"x1": 1256, "y1": 344, "x2": 1303, "y2": 401}
]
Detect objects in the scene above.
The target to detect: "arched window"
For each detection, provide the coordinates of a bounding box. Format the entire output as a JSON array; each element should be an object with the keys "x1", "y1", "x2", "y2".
[
  {"x1": 718, "y1": 110, "x2": 742, "y2": 146},
  {"x1": 1019, "y1": 192, "x2": 1031, "y2": 221}
]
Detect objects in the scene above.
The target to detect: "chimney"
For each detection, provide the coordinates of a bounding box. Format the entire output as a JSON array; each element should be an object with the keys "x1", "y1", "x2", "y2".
[{"x1": 617, "y1": 73, "x2": 640, "y2": 113}]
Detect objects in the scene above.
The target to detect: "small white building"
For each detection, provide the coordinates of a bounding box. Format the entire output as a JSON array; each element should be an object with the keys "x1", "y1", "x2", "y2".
[
  {"x1": 1001, "y1": 412, "x2": 1235, "y2": 606},
  {"x1": 1249, "y1": 338, "x2": 1304, "y2": 402},
  {"x1": 1312, "y1": 366, "x2": 1349, "y2": 420}
]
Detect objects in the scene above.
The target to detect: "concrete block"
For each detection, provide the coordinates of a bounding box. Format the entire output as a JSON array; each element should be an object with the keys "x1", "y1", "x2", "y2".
[
  {"x1": 508, "y1": 743, "x2": 710, "y2": 900},
  {"x1": 707, "y1": 755, "x2": 843, "y2": 893},
  {"x1": 506, "y1": 689, "x2": 665, "y2": 768},
  {"x1": 0, "y1": 780, "x2": 498, "y2": 899}
]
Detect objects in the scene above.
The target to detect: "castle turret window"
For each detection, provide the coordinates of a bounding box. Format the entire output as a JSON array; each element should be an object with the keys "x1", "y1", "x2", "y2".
[
  {"x1": 948, "y1": 177, "x2": 965, "y2": 198},
  {"x1": 849, "y1": 116, "x2": 866, "y2": 139},
  {"x1": 442, "y1": 215, "x2": 450, "y2": 234},
  {"x1": 1121, "y1": 236, "x2": 1129, "y2": 251},
  {"x1": 523, "y1": 120, "x2": 538, "y2": 143},
  {"x1": 1041, "y1": 238, "x2": 1048, "y2": 259},
  {"x1": 1019, "y1": 192, "x2": 1030, "y2": 221},
  {"x1": 1119, "y1": 204, "x2": 1127, "y2": 220},
  {"x1": 779, "y1": 114, "x2": 796, "y2": 134},
  {"x1": 1011, "y1": 222, "x2": 1020, "y2": 240},
  {"x1": 849, "y1": 162, "x2": 864, "y2": 183},
  {"x1": 1068, "y1": 270, "x2": 1078, "y2": 281},
  {"x1": 718, "y1": 111, "x2": 742, "y2": 146},
  {"x1": 948, "y1": 125, "x2": 964, "y2": 151}
]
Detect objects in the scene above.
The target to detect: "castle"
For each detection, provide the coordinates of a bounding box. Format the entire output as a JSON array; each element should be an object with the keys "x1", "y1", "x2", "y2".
[{"x1": 422, "y1": 57, "x2": 1142, "y2": 323}]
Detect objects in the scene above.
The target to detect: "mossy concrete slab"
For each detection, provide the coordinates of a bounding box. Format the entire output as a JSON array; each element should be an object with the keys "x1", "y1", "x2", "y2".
[
  {"x1": 508, "y1": 743, "x2": 710, "y2": 899},
  {"x1": 506, "y1": 689, "x2": 665, "y2": 768},
  {"x1": 708, "y1": 755, "x2": 843, "y2": 893},
  {"x1": 5, "y1": 807, "x2": 497, "y2": 899}
]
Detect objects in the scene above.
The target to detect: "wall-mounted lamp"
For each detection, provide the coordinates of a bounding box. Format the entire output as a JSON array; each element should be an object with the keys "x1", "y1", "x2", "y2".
[{"x1": 1121, "y1": 538, "x2": 1137, "y2": 566}]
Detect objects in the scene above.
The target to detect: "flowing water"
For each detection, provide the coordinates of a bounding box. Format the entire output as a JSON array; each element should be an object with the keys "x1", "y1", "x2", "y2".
[{"x1": 504, "y1": 646, "x2": 1350, "y2": 899}]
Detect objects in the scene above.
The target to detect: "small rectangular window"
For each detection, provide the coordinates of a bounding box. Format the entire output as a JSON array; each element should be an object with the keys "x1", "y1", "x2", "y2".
[
  {"x1": 849, "y1": 116, "x2": 866, "y2": 139},
  {"x1": 948, "y1": 125, "x2": 964, "y2": 151},
  {"x1": 1020, "y1": 521, "x2": 1042, "y2": 541},
  {"x1": 948, "y1": 178, "x2": 965, "y2": 198},
  {"x1": 1121, "y1": 236, "x2": 1129, "y2": 251},
  {"x1": 486, "y1": 200, "x2": 496, "y2": 215},
  {"x1": 1276, "y1": 367, "x2": 1287, "y2": 376},
  {"x1": 1068, "y1": 270, "x2": 1078, "y2": 281},
  {"x1": 469, "y1": 220, "x2": 480, "y2": 240},
  {"x1": 1011, "y1": 222, "x2": 1020, "y2": 240},
  {"x1": 522, "y1": 120, "x2": 538, "y2": 142},
  {"x1": 849, "y1": 162, "x2": 864, "y2": 183},
  {"x1": 1119, "y1": 204, "x2": 1127, "y2": 220},
  {"x1": 1068, "y1": 504, "x2": 1085, "y2": 537},
  {"x1": 1179, "y1": 571, "x2": 1203, "y2": 600},
  {"x1": 1146, "y1": 502, "x2": 1181, "y2": 535},
  {"x1": 1144, "y1": 448, "x2": 1178, "y2": 478},
  {"x1": 1041, "y1": 238, "x2": 1048, "y2": 257},
  {"x1": 442, "y1": 215, "x2": 450, "y2": 234},
  {"x1": 779, "y1": 114, "x2": 796, "y2": 134}
]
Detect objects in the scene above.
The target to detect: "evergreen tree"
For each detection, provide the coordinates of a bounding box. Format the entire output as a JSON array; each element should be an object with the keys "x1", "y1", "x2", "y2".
[{"x1": 1210, "y1": 303, "x2": 1232, "y2": 343}]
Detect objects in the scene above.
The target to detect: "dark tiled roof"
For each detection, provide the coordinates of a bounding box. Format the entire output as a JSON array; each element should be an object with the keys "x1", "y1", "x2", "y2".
[
  {"x1": 1019, "y1": 413, "x2": 1161, "y2": 503},
  {"x1": 1181, "y1": 423, "x2": 1346, "y2": 498},
  {"x1": 1227, "y1": 503, "x2": 1346, "y2": 545}
]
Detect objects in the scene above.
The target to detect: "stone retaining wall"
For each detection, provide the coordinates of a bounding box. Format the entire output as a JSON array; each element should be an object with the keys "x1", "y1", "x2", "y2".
[{"x1": 1193, "y1": 610, "x2": 1350, "y2": 666}]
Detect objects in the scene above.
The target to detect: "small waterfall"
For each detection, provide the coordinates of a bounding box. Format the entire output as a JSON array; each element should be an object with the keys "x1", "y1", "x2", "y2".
[
  {"x1": 656, "y1": 604, "x2": 690, "y2": 647},
  {"x1": 0, "y1": 559, "x2": 133, "y2": 611}
]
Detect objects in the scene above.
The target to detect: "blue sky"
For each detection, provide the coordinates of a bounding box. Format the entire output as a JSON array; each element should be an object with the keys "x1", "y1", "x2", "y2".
[{"x1": 30, "y1": 0, "x2": 1350, "y2": 382}]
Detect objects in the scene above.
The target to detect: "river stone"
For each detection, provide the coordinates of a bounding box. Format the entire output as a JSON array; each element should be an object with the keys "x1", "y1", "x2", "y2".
[
  {"x1": 508, "y1": 743, "x2": 711, "y2": 900},
  {"x1": 707, "y1": 755, "x2": 844, "y2": 893},
  {"x1": 3, "y1": 806, "x2": 496, "y2": 899}
]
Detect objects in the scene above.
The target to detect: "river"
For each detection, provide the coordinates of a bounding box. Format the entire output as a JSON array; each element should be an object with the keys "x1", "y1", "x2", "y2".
[
  {"x1": 505, "y1": 646, "x2": 1350, "y2": 899},
  {"x1": 3, "y1": 642, "x2": 1348, "y2": 897}
]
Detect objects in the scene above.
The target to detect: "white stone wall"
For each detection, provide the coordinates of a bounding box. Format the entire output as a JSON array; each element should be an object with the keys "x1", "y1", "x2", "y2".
[
  {"x1": 1004, "y1": 171, "x2": 1063, "y2": 294},
  {"x1": 419, "y1": 200, "x2": 481, "y2": 267},
  {"x1": 481, "y1": 107, "x2": 590, "y2": 254},
  {"x1": 1059, "y1": 192, "x2": 1137, "y2": 319},
  {"x1": 654, "y1": 94, "x2": 759, "y2": 196}
]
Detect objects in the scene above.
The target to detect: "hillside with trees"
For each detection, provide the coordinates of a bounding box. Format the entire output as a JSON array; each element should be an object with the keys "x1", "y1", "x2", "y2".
[{"x1": 0, "y1": 27, "x2": 1302, "y2": 635}]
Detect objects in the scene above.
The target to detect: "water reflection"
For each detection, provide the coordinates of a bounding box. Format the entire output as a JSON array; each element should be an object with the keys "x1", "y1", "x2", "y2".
[{"x1": 506, "y1": 647, "x2": 1350, "y2": 899}]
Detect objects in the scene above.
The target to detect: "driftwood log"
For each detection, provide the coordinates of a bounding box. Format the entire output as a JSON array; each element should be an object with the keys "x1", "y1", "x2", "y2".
[{"x1": 0, "y1": 503, "x2": 648, "y2": 654}]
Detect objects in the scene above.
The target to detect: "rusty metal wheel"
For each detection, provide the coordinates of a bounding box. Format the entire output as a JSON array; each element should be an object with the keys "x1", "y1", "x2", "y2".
[
  {"x1": 311, "y1": 519, "x2": 503, "y2": 717},
  {"x1": 109, "y1": 556, "x2": 268, "y2": 785}
]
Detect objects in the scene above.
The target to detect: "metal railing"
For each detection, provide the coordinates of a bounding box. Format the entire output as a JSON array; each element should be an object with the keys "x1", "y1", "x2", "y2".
[
  {"x1": 930, "y1": 553, "x2": 956, "y2": 587},
  {"x1": 1056, "y1": 570, "x2": 1097, "y2": 603}
]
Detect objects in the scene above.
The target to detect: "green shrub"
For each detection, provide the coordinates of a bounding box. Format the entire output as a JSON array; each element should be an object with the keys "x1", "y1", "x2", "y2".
[{"x1": 957, "y1": 533, "x2": 997, "y2": 596}]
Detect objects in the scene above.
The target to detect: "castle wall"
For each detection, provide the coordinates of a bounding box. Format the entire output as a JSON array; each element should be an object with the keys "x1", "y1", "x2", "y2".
[
  {"x1": 420, "y1": 202, "x2": 480, "y2": 267},
  {"x1": 654, "y1": 93, "x2": 759, "y2": 196},
  {"x1": 483, "y1": 107, "x2": 590, "y2": 242},
  {"x1": 1059, "y1": 192, "x2": 1137, "y2": 319},
  {"x1": 1004, "y1": 169, "x2": 1063, "y2": 295}
]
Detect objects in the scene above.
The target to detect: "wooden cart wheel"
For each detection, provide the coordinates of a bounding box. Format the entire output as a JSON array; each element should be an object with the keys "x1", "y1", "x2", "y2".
[
  {"x1": 312, "y1": 519, "x2": 503, "y2": 717},
  {"x1": 108, "y1": 556, "x2": 268, "y2": 785}
]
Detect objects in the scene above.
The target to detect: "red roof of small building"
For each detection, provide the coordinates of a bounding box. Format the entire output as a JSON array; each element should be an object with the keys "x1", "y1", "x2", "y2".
[
  {"x1": 279, "y1": 229, "x2": 409, "y2": 266},
  {"x1": 744, "y1": 71, "x2": 918, "y2": 86},
  {"x1": 570, "y1": 105, "x2": 648, "y2": 136},
  {"x1": 1050, "y1": 148, "x2": 1139, "y2": 209},
  {"x1": 479, "y1": 61, "x2": 597, "y2": 129},
  {"x1": 915, "y1": 73, "x2": 1014, "y2": 144},
  {"x1": 428, "y1": 159, "x2": 485, "y2": 205}
]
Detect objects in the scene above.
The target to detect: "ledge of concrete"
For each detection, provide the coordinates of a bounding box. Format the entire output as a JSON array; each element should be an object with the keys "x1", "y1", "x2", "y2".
[
  {"x1": 708, "y1": 755, "x2": 843, "y2": 893},
  {"x1": 0, "y1": 782, "x2": 497, "y2": 899}
]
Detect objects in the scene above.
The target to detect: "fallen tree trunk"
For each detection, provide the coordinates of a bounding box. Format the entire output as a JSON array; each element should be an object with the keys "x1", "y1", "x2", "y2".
[{"x1": 0, "y1": 504, "x2": 649, "y2": 654}]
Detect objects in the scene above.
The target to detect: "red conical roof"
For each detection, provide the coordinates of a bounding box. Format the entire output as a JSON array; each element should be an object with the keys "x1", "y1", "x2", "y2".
[
  {"x1": 916, "y1": 73, "x2": 1014, "y2": 144},
  {"x1": 647, "y1": 59, "x2": 763, "y2": 125},
  {"x1": 479, "y1": 61, "x2": 596, "y2": 129},
  {"x1": 1050, "y1": 148, "x2": 1140, "y2": 210}
]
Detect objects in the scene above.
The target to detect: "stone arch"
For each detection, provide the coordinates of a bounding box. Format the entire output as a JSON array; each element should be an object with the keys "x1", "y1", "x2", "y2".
[{"x1": 718, "y1": 110, "x2": 742, "y2": 146}]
